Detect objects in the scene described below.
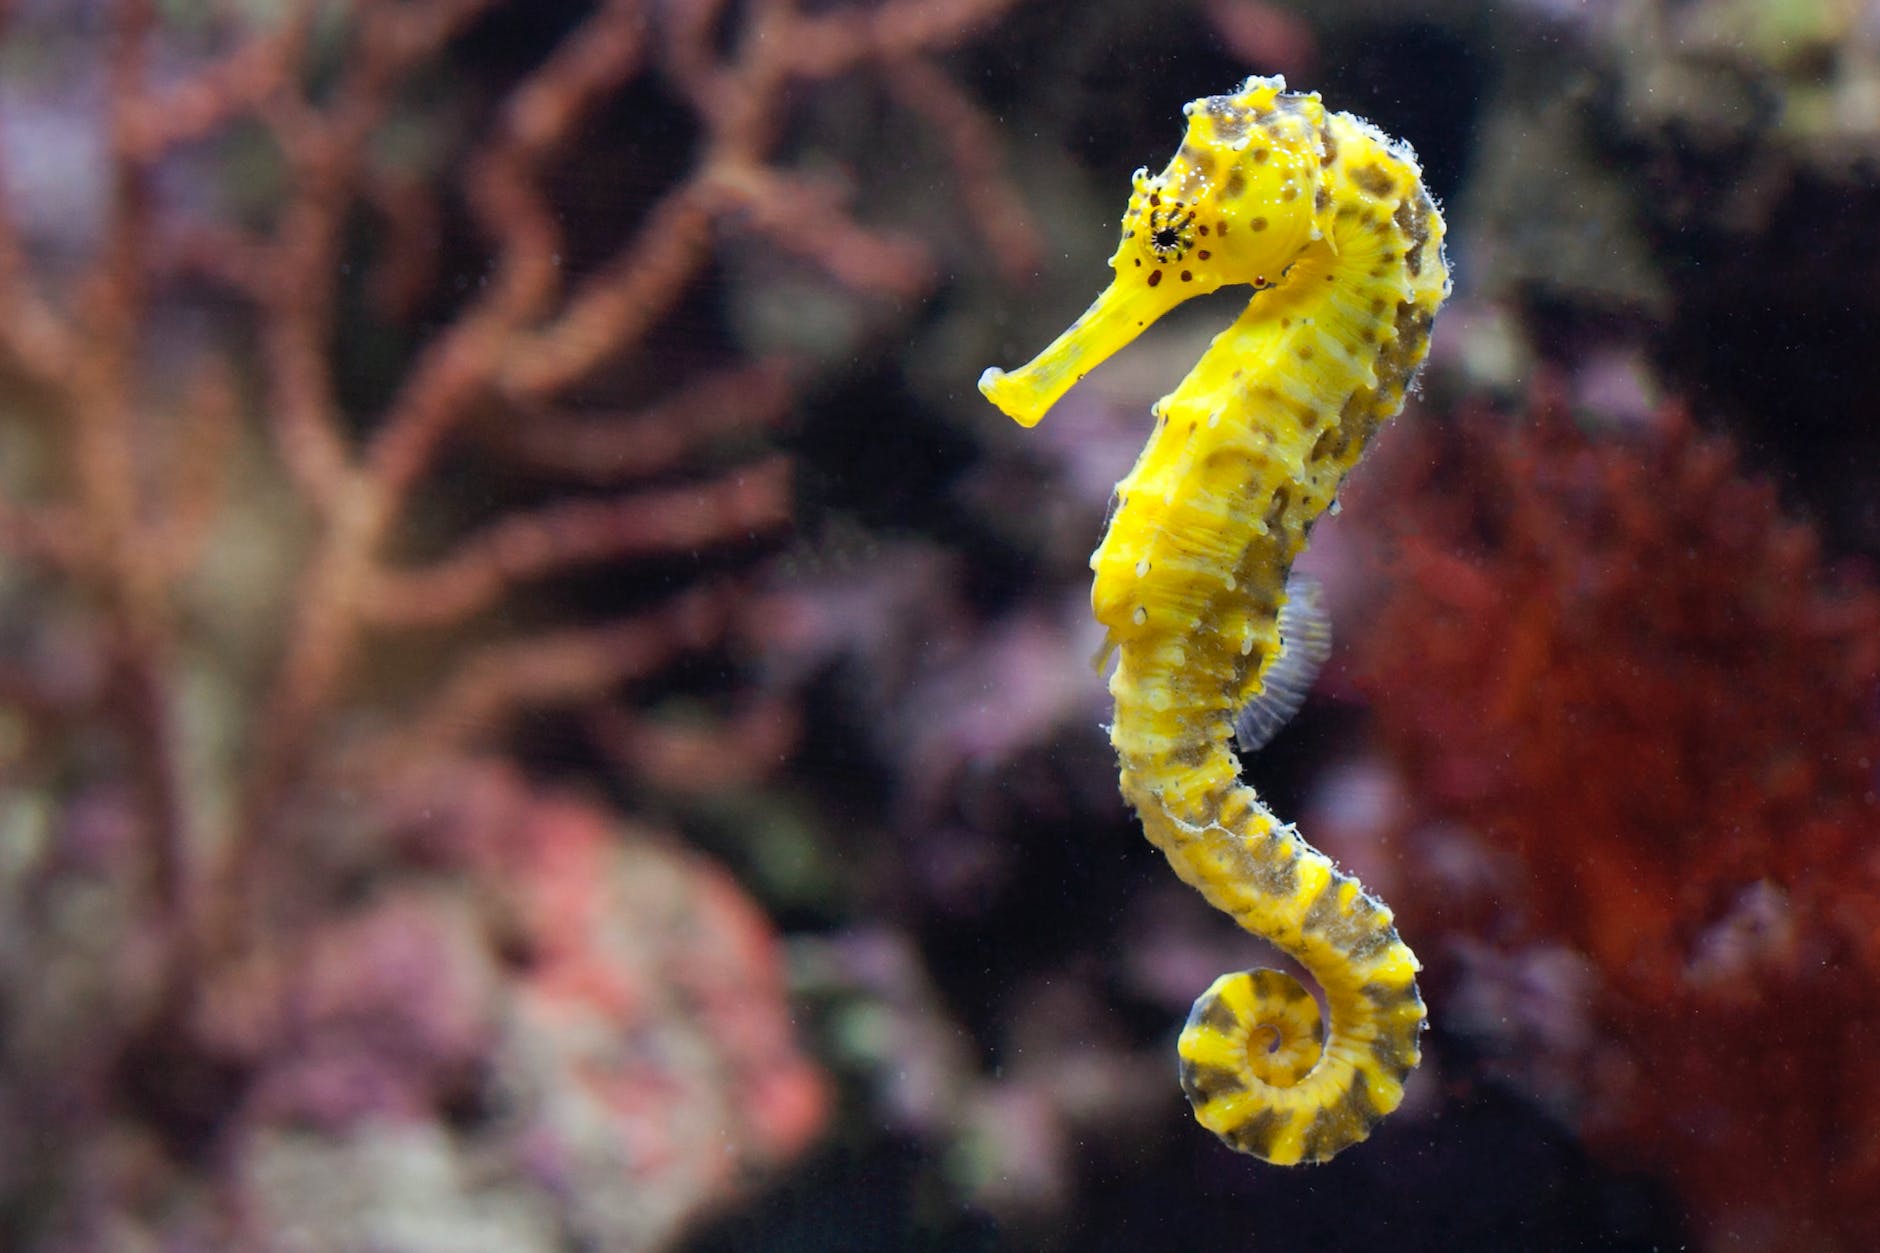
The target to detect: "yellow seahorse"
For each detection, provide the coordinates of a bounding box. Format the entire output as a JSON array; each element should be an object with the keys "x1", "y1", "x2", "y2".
[{"x1": 979, "y1": 76, "x2": 1448, "y2": 1164}]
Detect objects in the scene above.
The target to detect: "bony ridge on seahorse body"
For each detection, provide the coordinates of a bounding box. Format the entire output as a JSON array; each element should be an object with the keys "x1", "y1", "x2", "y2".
[{"x1": 979, "y1": 75, "x2": 1448, "y2": 1165}]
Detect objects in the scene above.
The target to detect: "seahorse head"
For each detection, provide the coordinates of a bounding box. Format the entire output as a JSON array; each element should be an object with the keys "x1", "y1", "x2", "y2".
[{"x1": 980, "y1": 76, "x2": 1327, "y2": 427}]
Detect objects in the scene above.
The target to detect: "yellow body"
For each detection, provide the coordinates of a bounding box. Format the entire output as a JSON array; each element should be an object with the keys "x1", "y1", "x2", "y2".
[{"x1": 980, "y1": 76, "x2": 1448, "y2": 1164}]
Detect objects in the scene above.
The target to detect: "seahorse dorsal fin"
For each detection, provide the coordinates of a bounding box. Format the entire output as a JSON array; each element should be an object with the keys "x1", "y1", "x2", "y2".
[{"x1": 1234, "y1": 572, "x2": 1332, "y2": 752}]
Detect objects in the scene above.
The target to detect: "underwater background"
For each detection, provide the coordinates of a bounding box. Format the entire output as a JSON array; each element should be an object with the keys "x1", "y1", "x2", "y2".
[{"x1": 0, "y1": 0, "x2": 1876, "y2": 1248}]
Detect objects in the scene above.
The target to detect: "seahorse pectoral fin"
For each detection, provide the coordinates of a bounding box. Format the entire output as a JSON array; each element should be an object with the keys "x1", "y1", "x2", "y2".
[
  {"x1": 1234, "y1": 572, "x2": 1333, "y2": 752},
  {"x1": 978, "y1": 276, "x2": 1184, "y2": 427}
]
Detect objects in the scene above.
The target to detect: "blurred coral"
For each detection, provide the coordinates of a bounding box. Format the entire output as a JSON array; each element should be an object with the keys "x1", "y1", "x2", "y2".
[
  {"x1": 1352, "y1": 386, "x2": 1880, "y2": 1249},
  {"x1": 0, "y1": 758, "x2": 829, "y2": 1250},
  {"x1": 0, "y1": 0, "x2": 1031, "y2": 1246},
  {"x1": 196, "y1": 759, "x2": 825, "y2": 1251}
]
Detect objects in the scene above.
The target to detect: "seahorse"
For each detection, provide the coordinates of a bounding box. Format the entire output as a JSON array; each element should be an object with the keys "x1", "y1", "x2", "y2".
[{"x1": 979, "y1": 76, "x2": 1448, "y2": 1164}]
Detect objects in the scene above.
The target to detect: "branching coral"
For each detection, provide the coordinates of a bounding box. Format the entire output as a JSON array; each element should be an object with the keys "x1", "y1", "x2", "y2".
[
  {"x1": 1353, "y1": 387, "x2": 1880, "y2": 1249},
  {"x1": 0, "y1": 0, "x2": 1030, "y2": 1245}
]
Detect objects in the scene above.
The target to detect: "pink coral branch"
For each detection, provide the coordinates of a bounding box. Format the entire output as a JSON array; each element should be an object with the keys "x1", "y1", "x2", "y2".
[
  {"x1": 152, "y1": 220, "x2": 275, "y2": 299},
  {"x1": 778, "y1": 0, "x2": 1018, "y2": 77},
  {"x1": 455, "y1": 0, "x2": 649, "y2": 340},
  {"x1": 883, "y1": 56, "x2": 1044, "y2": 282},
  {"x1": 57, "y1": 0, "x2": 206, "y2": 958},
  {"x1": 497, "y1": 0, "x2": 648, "y2": 157},
  {"x1": 0, "y1": 0, "x2": 1035, "y2": 1235},
  {"x1": 152, "y1": 360, "x2": 241, "y2": 578},
  {"x1": 719, "y1": 166, "x2": 935, "y2": 297},
  {"x1": 0, "y1": 170, "x2": 76, "y2": 394},
  {"x1": 120, "y1": 1, "x2": 320, "y2": 161},
  {"x1": 399, "y1": 585, "x2": 742, "y2": 755},
  {"x1": 362, "y1": 457, "x2": 792, "y2": 628},
  {"x1": 658, "y1": 0, "x2": 734, "y2": 104},
  {"x1": 497, "y1": 178, "x2": 722, "y2": 401},
  {"x1": 250, "y1": 1, "x2": 503, "y2": 510},
  {"x1": 365, "y1": 0, "x2": 649, "y2": 496},
  {"x1": 495, "y1": 358, "x2": 797, "y2": 484},
  {"x1": 589, "y1": 696, "x2": 801, "y2": 794},
  {"x1": 504, "y1": 0, "x2": 1026, "y2": 401},
  {"x1": 221, "y1": 6, "x2": 678, "y2": 951},
  {"x1": 0, "y1": 0, "x2": 1036, "y2": 958}
]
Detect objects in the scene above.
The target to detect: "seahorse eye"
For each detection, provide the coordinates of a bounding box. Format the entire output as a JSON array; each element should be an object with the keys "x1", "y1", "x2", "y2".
[{"x1": 1146, "y1": 204, "x2": 1195, "y2": 261}]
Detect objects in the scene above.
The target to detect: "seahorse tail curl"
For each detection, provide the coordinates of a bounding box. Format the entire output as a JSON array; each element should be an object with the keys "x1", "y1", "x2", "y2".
[{"x1": 1174, "y1": 879, "x2": 1425, "y2": 1165}]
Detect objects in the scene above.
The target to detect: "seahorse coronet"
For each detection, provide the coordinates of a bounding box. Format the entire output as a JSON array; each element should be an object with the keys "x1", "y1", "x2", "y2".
[{"x1": 980, "y1": 76, "x2": 1449, "y2": 1164}]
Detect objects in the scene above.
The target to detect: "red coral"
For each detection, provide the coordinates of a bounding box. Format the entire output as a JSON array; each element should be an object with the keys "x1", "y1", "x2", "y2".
[{"x1": 1354, "y1": 387, "x2": 1880, "y2": 1248}]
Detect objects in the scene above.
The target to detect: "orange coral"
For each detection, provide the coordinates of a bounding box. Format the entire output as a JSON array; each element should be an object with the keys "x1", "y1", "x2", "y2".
[
  {"x1": 0, "y1": 0, "x2": 1031, "y2": 1243},
  {"x1": 1355, "y1": 388, "x2": 1880, "y2": 1248},
  {"x1": 0, "y1": 0, "x2": 1037, "y2": 952}
]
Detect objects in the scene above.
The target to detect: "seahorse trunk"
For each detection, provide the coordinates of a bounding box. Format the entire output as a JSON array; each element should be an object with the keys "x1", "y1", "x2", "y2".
[{"x1": 980, "y1": 76, "x2": 1449, "y2": 1165}]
